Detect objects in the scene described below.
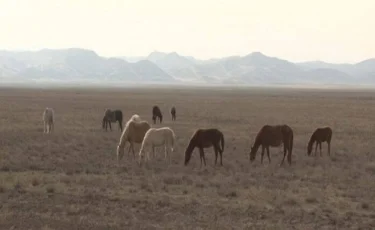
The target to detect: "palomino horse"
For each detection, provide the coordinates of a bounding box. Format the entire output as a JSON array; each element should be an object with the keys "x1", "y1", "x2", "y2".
[
  {"x1": 152, "y1": 105, "x2": 163, "y2": 124},
  {"x1": 43, "y1": 107, "x2": 54, "y2": 134},
  {"x1": 184, "y1": 128, "x2": 224, "y2": 167},
  {"x1": 116, "y1": 115, "x2": 151, "y2": 163},
  {"x1": 307, "y1": 127, "x2": 332, "y2": 156},
  {"x1": 249, "y1": 124, "x2": 294, "y2": 166},
  {"x1": 138, "y1": 127, "x2": 176, "y2": 165},
  {"x1": 102, "y1": 109, "x2": 123, "y2": 132},
  {"x1": 171, "y1": 107, "x2": 176, "y2": 121}
]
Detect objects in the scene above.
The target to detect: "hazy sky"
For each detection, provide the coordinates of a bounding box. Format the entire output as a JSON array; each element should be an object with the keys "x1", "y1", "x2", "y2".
[{"x1": 0, "y1": 0, "x2": 374, "y2": 63}]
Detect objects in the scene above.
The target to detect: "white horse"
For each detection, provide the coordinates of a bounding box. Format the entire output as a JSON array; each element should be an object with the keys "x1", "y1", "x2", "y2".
[
  {"x1": 116, "y1": 115, "x2": 151, "y2": 163},
  {"x1": 43, "y1": 107, "x2": 54, "y2": 134},
  {"x1": 138, "y1": 127, "x2": 176, "y2": 165}
]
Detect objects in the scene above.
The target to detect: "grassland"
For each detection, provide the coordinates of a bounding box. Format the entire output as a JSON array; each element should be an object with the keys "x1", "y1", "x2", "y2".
[{"x1": 0, "y1": 86, "x2": 375, "y2": 229}]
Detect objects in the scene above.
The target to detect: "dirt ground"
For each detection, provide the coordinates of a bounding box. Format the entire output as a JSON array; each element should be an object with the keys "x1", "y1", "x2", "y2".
[{"x1": 1, "y1": 86, "x2": 375, "y2": 229}]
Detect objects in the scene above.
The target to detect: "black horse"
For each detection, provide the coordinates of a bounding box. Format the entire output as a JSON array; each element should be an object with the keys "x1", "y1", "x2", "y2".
[
  {"x1": 152, "y1": 106, "x2": 163, "y2": 124},
  {"x1": 102, "y1": 109, "x2": 123, "y2": 131},
  {"x1": 171, "y1": 106, "x2": 176, "y2": 121}
]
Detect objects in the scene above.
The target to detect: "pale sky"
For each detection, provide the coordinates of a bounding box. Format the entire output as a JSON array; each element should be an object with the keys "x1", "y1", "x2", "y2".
[{"x1": 0, "y1": 0, "x2": 374, "y2": 63}]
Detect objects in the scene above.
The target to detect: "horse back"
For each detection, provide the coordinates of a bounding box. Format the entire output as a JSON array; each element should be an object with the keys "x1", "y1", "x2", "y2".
[
  {"x1": 129, "y1": 121, "x2": 151, "y2": 142},
  {"x1": 194, "y1": 128, "x2": 222, "y2": 148},
  {"x1": 314, "y1": 127, "x2": 332, "y2": 142},
  {"x1": 257, "y1": 125, "x2": 291, "y2": 147}
]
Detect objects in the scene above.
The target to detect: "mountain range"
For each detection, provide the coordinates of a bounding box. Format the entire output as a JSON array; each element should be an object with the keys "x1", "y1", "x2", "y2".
[{"x1": 1, "y1": 48, "x2": 374, "y2": 85}]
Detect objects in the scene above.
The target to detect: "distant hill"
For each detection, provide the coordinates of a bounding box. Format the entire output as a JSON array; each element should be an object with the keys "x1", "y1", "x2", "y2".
[
  {"x1": 1, "y1": 48, "x2": 374, "y2": 85},
  {"x1": 0, "y1": 48, "x2": 173, "y2": 82}
]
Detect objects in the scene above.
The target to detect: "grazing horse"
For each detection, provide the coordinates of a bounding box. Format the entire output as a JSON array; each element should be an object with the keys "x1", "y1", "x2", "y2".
[
  {"x1": 152, "y1": 106, "x2": 163, "y2": 124},
  {"x1": 171, "y1": 106, "x2": 176, "y2": 121},
  {"x1": 307, "y1": 127, "x2": 332, "y2": 156},
  {"x1": 116, "y1": 115, "x2": 151, "y2": 163},
  {"x1": 249, "y1": 125, "x2": 294, "y2": 166},
  {"x1": 43, "y1": 107, "x2": 54, "y2": 134},
  {"x1": 138, "y1": 127, "x2": 176, "y2": 165},
  {"x1": 184, "y1": 128, "x2": 225, "y2": 167},
  {"x1": 102, "y1": 109, "x2": 123, "y2": 132}
]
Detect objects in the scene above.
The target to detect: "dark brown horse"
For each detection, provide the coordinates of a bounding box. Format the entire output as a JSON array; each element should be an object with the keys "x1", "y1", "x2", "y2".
[
  {"x1": 152, "y1": 106, "x2": 163, "y2": 124},
  {"x1": 184, "y1": 128, "x2": 224, "y2": 167},
  {"x1": 307, "y1": 127, "x2": 332, "y2": 156},
  {"x1": 171, "y1": 106, "x2": 176, "y2": 121},
  {"x1": 102, "y1": 109, "x2": 123, "y2": 132},
  {"x1": 249, "y1": 124, "x2": 294, "y2": 166}
]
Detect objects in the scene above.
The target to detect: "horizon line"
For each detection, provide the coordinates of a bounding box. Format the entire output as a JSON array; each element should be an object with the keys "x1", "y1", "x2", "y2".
[{"x1": 0, "y1": 47, "x2": 373, "y2": 65}]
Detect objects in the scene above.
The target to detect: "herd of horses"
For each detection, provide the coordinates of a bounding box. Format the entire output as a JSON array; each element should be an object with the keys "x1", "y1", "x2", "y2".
[{"x1": 42, "y1": 105, "x2": 333, "y2": 167}]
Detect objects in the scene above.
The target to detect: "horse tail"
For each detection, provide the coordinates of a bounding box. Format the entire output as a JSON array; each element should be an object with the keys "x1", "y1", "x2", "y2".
[
  {"x1": 171, "y1": 129, "x2": 176, "y2": 152},
  {"x1": 288, "y1": 129, "x2": 294, "y2": 164},
  {"x1": 219, "y1": 132, "x2": 224, "y2": 153}
]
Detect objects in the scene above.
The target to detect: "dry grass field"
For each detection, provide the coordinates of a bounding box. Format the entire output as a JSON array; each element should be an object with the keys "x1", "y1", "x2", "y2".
[{"x1": 1, "y1": 86, "x2": 375, "y2": 229}]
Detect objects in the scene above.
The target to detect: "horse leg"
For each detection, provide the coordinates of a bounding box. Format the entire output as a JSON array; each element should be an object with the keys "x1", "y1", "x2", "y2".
[
  {"x1": 164, "y1": 143, "x2": 167, "y2": 159},
  {"x1": 213, "y1": 145, "x2": 218, "y2": 166},
  {"x1": 314, "y1": 142, "x2": 318, "y2": 156},
  {"x1": 127, "y1": 144, "x2": 132, "y2": 158},
  {"x1": 261, "y1": 146, "x2": 265, "y2": 164},
  {"x1": 281, "y1": 144, "x2": 287, "y2": 166},
  {"x1": 220, "y1": 145, "x2": 223, "y2": 166},
  {"x1": 328, "y1": 141, "x2": 331, "y2": 156},
  {"x1": 199, "y1": 148, "x2": 203, "y2": 168},
  {"x1": 131, "y1": 143, "x2": 136, "y2": 159},
  {"x1": 109, "y1": 122, "x2": 112, "y2": 131},
  {"x1": 319, "y1": 142, "x2": 322, "y2": 156},
  {"x1": 266, "y1": 146, "x2": 271, "y2": 163},
  {"x1": 199, "y1": 147, "x2": 206, "y2": 167}
]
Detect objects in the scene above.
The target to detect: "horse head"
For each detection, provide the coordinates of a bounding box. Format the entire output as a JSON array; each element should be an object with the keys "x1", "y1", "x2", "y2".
[
  {"x1": 249, "y1": 144, "x2": 256, "y2": 162},
  {"x1": 184, "y1": 140, "x2": 195, "y2": 166},
  {"x1": 116, "y1": 145, "x2": 124, "y2": 162}
]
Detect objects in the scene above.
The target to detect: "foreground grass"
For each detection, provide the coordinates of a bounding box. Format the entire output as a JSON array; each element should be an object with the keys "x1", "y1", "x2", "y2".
[{"x1": 0, "y1": 87, "x2": 375, "y2": 229}]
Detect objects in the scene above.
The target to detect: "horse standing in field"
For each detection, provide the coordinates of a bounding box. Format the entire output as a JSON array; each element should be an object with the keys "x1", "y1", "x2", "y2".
[
  {"x1": 152, "y1": 106, "x2": 163, "y2": 124},
  {"x1": 43, "y1": 107, "x2": 54, "y2": 134},
  {"x1": 184, "y1": 128, "x2": 225, "y2": 167},
  {"x1": 138, "y1": 127, "x2": 176, "y2": 165},
  {"x1": 249, "y1": 124, "x2": 294, "y2": 166},
  {"x1": 102, "y1": 109, "x2": 123, "y2": 132},
  {"x1": 307, "y1": 127, "x2": 332, "y2": 156},
  {"x1": 116, "y1": 115, "x2": 151, "y2": 163},
  {"x1": 171, "y1": 107, "x2": 176, "y2": 121}
]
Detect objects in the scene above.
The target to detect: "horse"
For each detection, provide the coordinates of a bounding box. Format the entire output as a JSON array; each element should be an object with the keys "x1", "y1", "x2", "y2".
[
  {"x1": 116, "y1": 115, "x2": 151, "y2": 163},
  {"x1": 249, "y1": 124, "x2": 294, "y2": 166},
  {"x1": 171, "y1": 106, "x2": 176, "y2": 121},
  {"x1": 102, "y1": 109, "x2": 123, "y2": 132},
  {"x1": 43, "y1": 107, "x2": 54, "y2": 134},
  {"x1": 138, "y1": 127, "x2": 176, "y2": 165},
  {"x1": 152, "y1": 105, "x2": 163, "y2": 124},
  {"x1": 184, "y1": 128, "x2": 225, "y2": 167},
  {"x1": 307, "y1": 127, "x2": 332, "y2": 156}
]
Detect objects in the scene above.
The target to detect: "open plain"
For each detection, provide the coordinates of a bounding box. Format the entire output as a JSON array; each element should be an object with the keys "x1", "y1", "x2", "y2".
[{"x1": 1, "y1": 86, "x2": 375, "y2": 229}]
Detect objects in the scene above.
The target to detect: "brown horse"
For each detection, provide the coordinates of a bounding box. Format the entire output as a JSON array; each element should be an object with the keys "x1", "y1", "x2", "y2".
[
  {"x1": 249, "y1": 124, "x2": 294, "y2": 166},
  {"x1": 307, "y1": 127, "x2": 332, "y2": 156},
  {"x1": 152, "y1": 105, "x2": 163, "y2": 124},
  {"x1": 184, "y1": 128, "x2": 224, "y2": 167},
  {"x1": 171, "y1": 106, "x2": 176, "y2": 121},
  {"x1": 102, "y1": 109, "x2": 123, "y2": 132}
]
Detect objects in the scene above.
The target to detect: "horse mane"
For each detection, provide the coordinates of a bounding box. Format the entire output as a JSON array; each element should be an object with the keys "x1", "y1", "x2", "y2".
[
  {"x1": 250, "y1": 127, "x2": 263, "y2": 155},
  {"x1": 307, "y1": 131, "x2": 316, "y2": 155},
  {"x1": 118, "y1": 121, "x2": 133, "y2": 147},
  {"x1": 184, "y1": 130, "x2": 198, "y2": 161},
  {"x1": 118, "y1": 115, "x2": 144, "y2": 147}
]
